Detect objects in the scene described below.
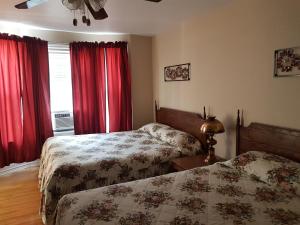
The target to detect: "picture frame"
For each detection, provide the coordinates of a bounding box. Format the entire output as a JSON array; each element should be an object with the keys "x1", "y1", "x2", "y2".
[
  {"x1": 164, "y1": 63, "x2": 191, "y2": 81},
  {"x1": 274, "y1": 47, "x2": 300, "y2": 77}
]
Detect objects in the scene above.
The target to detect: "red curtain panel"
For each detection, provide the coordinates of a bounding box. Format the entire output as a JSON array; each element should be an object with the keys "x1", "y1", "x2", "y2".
[
  {"x1": 21, "y1": 36, "x2": 53, "y2": 161},
  {"x1": 70, "y1": 42, "x2": 106, "y2": 134},
  {"x1": 0, "y1": 34, "x2": 53, "y2": 168},
  {"x1": 106, "y1": 42, "x2": 132, "y2": 132},
  {"x1": 0, "y1": 35, "x2": 24, "y2": 167}
]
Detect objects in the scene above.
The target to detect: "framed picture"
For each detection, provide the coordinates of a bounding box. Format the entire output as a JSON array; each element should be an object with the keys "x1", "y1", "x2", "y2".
[
  {"x1": 274, "y1": 47, "x2": 300, "y2": 77},
  {"x1": 164, "y1": 63, "x2": 191, "y2": 81}
]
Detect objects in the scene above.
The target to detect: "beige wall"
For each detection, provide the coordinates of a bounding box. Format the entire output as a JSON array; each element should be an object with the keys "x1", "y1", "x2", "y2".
[
  {"x1": 129, "y1": 35, "x2": 154, "y2": 129},
  {"x1": 0, "y1": 26, "x2": 153, "y2": 129},
  {"x1": 153, "y1": 0, "x2": 300, "y2": 158}
]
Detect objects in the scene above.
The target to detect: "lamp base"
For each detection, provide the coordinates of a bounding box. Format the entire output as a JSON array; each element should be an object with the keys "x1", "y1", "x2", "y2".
[{"x1": 205, "y1": 133, "x2": 217, "y2": 165}]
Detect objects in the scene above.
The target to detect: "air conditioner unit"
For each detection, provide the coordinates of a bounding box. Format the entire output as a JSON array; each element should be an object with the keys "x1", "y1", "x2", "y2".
[{"x1": 52, "y1": 111, "x2": 74, "y2": 132}]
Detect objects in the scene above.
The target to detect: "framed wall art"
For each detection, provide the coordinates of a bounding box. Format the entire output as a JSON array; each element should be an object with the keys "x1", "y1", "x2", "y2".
[
  {"x1": 164, "y1": 63, "x2": 191, "y2": 81},
  {"x1": 274, "y1": 47, "x2": 300, "y2": 77}
]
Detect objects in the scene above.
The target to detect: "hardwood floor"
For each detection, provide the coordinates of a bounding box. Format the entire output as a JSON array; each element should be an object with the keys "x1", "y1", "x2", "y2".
[{"x1": 0, "y1": 164, "x2": 43, "y2": 225}]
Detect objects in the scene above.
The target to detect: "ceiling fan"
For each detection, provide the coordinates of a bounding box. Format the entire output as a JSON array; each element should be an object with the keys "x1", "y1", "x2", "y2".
[{"x1": 15, "y1": 0, "x2": 162, "y2": 26}]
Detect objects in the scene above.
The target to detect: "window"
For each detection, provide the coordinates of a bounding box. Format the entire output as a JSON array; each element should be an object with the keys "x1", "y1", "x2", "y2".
[
  {"x1": 48, "y1": 44, "x2": 74, "y2": 134},
  {"x1": 48, "y1": 43, "x2": 113, "y2": 135}
]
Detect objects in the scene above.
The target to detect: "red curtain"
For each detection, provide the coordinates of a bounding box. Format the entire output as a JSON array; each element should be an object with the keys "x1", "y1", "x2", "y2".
[
  {"x1": 21, "y1": 37, "x2": 53, "y2": 161},
  {"x1": 0, "y1": 35, "x2": 23, "y2": 166},
  {"x1": 106, "y1": 42, "x2": 132, "y2": 132},
  {"x1": 0, "y1": 34, "x2": 53, "y2": 168},
  {"x1": 70, "y1": 42, "x2": 106, "y2": 134},
  {"x1": 70, "y1": 41, "x2": 132, "y2": 134}
]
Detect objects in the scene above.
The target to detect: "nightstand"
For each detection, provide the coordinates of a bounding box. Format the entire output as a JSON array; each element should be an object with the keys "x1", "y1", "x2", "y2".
[{"x1": 172, "y1": 155, "x2": 225, "y2": 172}]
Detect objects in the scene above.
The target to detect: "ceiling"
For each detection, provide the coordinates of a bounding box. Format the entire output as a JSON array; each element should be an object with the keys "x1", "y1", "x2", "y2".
[{"x1": 0, "y1": 0, "x2": 229, "y2": 36}]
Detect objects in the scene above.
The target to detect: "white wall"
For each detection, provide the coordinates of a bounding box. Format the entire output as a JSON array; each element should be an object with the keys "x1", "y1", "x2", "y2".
[{"x1": 153, "y1": 0, "x2": 300, "y2": 158}]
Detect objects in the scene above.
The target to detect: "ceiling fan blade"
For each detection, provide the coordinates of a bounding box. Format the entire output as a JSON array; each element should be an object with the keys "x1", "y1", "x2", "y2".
[
  {"x1": 15, "y1": 0, "x2": 47, "y2": 9},
  {"x1": 84, "y1": 0, "x2": 108, "y2": 20},
  {"x1": 145, "y1": 0, "x2": 162, "y2": 2}
]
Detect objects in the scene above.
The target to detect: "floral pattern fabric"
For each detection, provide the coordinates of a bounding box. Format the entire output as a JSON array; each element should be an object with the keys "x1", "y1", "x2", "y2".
[
  {"x1": 54, "y1": 154, "x2": 300, "y2": 225},
  {"x1": 139, "y1": 123, "x2": 201, "y2": 154},
  {"x1": 39, "y1": 129, "x2": 202, "y2": 225},
  {"x1": 138, "y1": 123, "x2": 170, "y2": 137},
  {"x1": 225, "y1": 151, "x2": 300, "y2": 195}
]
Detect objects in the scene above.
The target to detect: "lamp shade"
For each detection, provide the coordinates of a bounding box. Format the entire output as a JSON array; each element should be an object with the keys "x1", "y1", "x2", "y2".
[{"x1": 200, "y1": 116, "x2": 225, "y2": 134}]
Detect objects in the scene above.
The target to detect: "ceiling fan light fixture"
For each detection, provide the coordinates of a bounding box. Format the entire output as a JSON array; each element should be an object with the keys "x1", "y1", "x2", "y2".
[
  {"x1": 62, "y1": 0, "x2": 109, "y2": 25},
  {"x1": 82, "y1": 15, "x2": 87, "y2": 23},
  {"x1": 62, "y1": 0, "x2": 82, "y2": 10},
  {"x1": 15, "y1": 0, "x2": 163, "y2": 27},
  {"x1": 73, "y1": 18, "x2": 78, "y2": 26},
  {"x1": 86, "y1": 19, "x2": 91, "y2": 26}
]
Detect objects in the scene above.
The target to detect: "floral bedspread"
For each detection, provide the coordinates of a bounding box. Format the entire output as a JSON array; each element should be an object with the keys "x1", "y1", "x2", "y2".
[
  {"x1": 54, "y1": 152, "x2": 300, "y2": 225},
  {"x1": 39, "y1": 130, "x2": 201, "y2": 225}
]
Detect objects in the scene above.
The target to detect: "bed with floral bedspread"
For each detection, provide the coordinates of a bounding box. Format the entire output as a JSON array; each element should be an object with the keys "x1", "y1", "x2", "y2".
[
  {"x1": 38, "y1": 123, "x2": 202, "y2": 225},
  {"x1": 54, "y1": 151, "x2": 300, "y2": 225}
]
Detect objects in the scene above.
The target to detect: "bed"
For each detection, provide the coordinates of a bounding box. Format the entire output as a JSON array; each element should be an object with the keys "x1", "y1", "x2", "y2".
[
  {"x1": 39, "y1": 105, "x2": 208, "y2": 225},
  {"x1": 53, "y1": 111, "x2": 300, "y2": 225}
]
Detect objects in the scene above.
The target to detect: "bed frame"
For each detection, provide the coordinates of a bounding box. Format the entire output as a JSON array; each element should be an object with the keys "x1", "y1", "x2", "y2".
[
  {"x1": 155, "y1": 102, "x2": 208, "y2": 150},
  {"x1": 236, "y1": 110, "x2": 300, "y2": 162}
]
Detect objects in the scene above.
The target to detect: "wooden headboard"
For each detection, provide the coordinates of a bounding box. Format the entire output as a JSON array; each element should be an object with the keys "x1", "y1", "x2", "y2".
[
  {"x1": 236, "y1": 110, "x2": 300, "y2": 162},
  {"x1": 155, "y1": 102, "x2": 208, "y2": 150}
]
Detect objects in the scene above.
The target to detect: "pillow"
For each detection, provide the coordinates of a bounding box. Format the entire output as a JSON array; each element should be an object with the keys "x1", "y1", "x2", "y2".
[
  {"x1": 226, "y1": 151, "x2": 300, "y2": 194},
  {"x1": 139, "y1": 123, "x2": 201, "y2": 155},
  {"x1": 158, "y1": 126, "x2": 201, "y2": 155},
  {"x1": 139, "y1": 122, "x2": 171, "y2": 138}
]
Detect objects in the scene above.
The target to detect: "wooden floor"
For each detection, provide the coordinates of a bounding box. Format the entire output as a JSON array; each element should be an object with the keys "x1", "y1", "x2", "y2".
[{"x1": 0, "y1": 164, "x2": 43, "y2": 225}]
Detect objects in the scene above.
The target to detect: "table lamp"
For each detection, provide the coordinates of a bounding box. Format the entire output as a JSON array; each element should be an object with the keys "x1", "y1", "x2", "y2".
[{"x1": 200, "y1": 116, "x2": 225, "y2": 164}]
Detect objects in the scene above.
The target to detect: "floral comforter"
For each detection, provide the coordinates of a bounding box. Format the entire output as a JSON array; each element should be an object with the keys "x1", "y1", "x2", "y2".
[
  {"x1": 39, "y1": 129, "x2": 201, "y2": 225},
  {"x1": 54, "y1": 151, "x2": 300, "y2": 225}
]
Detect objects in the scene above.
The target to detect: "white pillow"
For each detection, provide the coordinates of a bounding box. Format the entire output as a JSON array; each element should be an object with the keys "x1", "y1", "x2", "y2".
[
  {"x1": 139, "y1": 122, "x2": 170, "y2": 138},
  {"x1": 226, "y1": 151, "x2": 300, "y2": 195},
  {"x1": 139, "y1": 123, "x2": 201, "y2": 155}
]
